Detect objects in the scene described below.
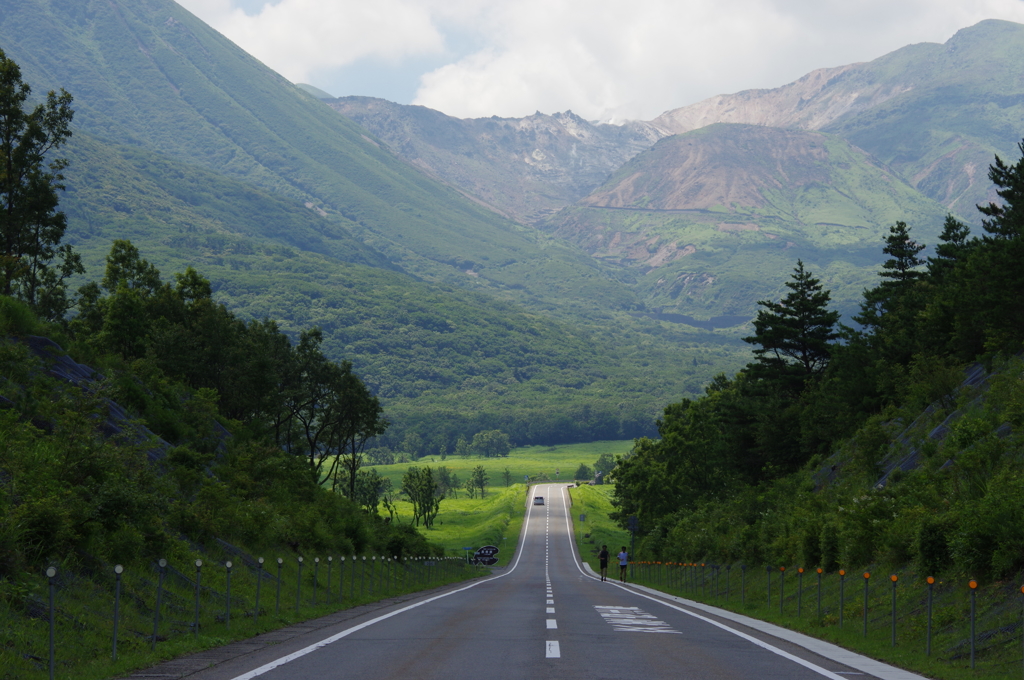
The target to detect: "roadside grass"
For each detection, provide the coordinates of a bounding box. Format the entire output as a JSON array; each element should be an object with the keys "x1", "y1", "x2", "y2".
[
  {"x1": 621, "y1": 559, "x2": 1024, "y2": 680},
  {"x1": 388, "y1": 484, "x2": 529, "y2": 567},
  {"x1": 566, "y1": 484, "x2": 631, "y2": 574}
]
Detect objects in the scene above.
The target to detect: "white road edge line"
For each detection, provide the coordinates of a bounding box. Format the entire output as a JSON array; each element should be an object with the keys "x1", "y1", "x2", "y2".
[
  {"x1": 225, "y1": 484, "x2": 547, "y2": 680},
  {"x1": 558, "y1": 486, "x2": 849, "y2": 680}
]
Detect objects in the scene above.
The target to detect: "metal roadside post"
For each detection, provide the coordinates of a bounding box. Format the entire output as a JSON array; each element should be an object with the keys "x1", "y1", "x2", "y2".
[
  {"x1": 46, "y1": 566, "x2": 56, "y2": 680},
  {"x1": 766, "y1": 565, "x2": 771, "y2": 608},
  {"x1": 296, "y1": 556, "x2": 304, "y2": 614},
  {"x1": 863, "y1": 572, "x2": 871, "y2": 637},
  {"x1": 360, "y1": 556, "x2": 366, "y2": 599},
  {"x1": 313, "y1": 557, "x2": 319, "y2": 606},
  {"x1": 797, "y1": 567, "x2": 804, "y2": 617},
  {"x1": 255, "y1": 557, "x2": 264, "y2": 624},
  {"x1": 890, "y1": 574, "x2": 897, "y2": 647},
  {"x1": 741, "y1": 565, "x2": 746, "y2": 606},
  {"x1": 152, "y1": 558, "x2": 167, "y2": 651},
  {"x1": 193, "y1": 559, "x2": 203, "y2": 639},
  {"x1": 113, "y1": 564, "x2": 123, "y2": 661},
  {"x1": 351, "y1": 555, "x2": 357, "y2": 600},
  {"x1": 816, "y1": 568, "x2": 823, "y2": 620},
  {"x1": 726, "y1": 565, "x2": 731, "y2": 602},
  {"x1": 839, "y1": 570, "x2": 846, "y2": 629},
  {"x1": 926, "y1": 576, "x2": 935, "y2": 656},
  {"x1": 370, "y1": 556, "x2": 376, "y2": 596},
  {"x1": 628, "y1": 516, "x2": 638, "y2": 580},
  {"x1": 225, "y1": 561, "x2": 232, "y2": 630},
  {"x1": 276, "y1": 558, "x2": 283, "y2": 616},
  {"x1": 327, "y1": 556, "x2": 332, "y2": 602},
  {"x1": 780, "y1": 567, "x2": 785, "y2": 616},
  {"x1": 340, "y1": 556, "x2": 345, "y2": 603},
  {"x1": 970, "y1": 579, "x2": 978, "y2": 669}
]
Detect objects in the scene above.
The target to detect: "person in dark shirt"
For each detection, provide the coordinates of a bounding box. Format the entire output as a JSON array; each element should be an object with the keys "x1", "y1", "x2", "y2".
[{"x1": 598, "y1": 545, "x2": 609, "y2": 581}]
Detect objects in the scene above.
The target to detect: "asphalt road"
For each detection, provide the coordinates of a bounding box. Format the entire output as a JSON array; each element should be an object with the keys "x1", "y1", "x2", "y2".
[{"x1": 191, "y1": 483, "x2": 897, "y2": 680}]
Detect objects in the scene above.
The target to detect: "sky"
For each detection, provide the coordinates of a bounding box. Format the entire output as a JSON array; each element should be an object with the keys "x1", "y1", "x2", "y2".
[{"x1": 175, "y1": 0, "x2": 1024, "y2": 121}]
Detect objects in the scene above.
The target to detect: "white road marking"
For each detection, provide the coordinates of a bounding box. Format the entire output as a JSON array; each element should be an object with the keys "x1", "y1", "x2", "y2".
[
  {"x1": 547, "y1": 599, "x2": 554, "y2": 604},
  {"x1": 546, "y1": 619, "x2": 558, "y2": 629},
  {"x1": 547, "y1": 607, "x2": 555, "y2": 613},
  {"x1": 558, "y1": 487, "x2": 850, "y2": 680},
  {"x1": 546, "y1": 641, "x2": 560, "y2": 658},
  {"x1": 595, "y1": 605, "x2": 681, "y2": 634}
]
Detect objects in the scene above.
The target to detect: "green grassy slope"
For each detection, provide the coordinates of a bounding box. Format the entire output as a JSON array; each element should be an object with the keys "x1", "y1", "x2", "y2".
[{"x1": 0, "y1": 0, "x2": 638, "y2": 316}]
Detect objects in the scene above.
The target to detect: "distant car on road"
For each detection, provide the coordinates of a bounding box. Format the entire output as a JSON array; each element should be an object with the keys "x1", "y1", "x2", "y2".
[{"x1": 533, "y1": 496, "x2": 545, "y2": 505}]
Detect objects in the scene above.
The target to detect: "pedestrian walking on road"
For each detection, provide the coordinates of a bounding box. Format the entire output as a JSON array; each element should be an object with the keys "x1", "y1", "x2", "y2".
[
  {"x1": 598, "y1": 545, "x2": 609, "y2": 581},
  {"x1": 617, "y1": 547, "x2": 628, "y2": 582}
]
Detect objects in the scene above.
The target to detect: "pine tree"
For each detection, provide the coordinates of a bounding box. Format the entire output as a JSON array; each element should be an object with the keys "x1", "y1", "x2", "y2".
[{"x1": 743, "y1": 260, "x2": 840, "y2": 390}]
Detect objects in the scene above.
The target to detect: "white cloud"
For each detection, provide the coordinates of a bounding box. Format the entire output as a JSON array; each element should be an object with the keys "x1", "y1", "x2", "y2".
[{"x1": 175, "y1": 0, "x2": 1024, "y2": 120}]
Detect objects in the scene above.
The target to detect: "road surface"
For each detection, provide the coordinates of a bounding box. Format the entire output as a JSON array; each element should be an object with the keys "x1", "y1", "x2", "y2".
[{"x1": 190, "y1": 483, "x2": 910, "y2": 680}]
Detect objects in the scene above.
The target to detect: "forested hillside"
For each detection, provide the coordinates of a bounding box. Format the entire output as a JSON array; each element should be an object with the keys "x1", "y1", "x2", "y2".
[
  {"x1": 613, "y1": 139, "x2": 1024, "y2": 584},
  {"x1": 0, "y1": 0, "x2": 751, "y2": 447}
]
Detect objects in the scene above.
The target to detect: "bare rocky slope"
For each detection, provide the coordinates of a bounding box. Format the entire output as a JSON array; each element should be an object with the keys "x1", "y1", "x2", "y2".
[
  {"x1": 327, "y1": 97, "x2": 666, "y2": 224},
  {"x1": 650, "y1": 19, "x2": 1024, "y2": 217}
]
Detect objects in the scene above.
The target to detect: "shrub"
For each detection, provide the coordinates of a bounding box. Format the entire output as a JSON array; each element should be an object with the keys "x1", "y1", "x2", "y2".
[{"x1": 917, "y1": 515, "x2": 951, "y2": 577}]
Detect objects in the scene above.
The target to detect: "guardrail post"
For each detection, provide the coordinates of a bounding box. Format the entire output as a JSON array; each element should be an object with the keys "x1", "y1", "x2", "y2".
[
  {"x1": 970, "y1": 579, "x2": 978, "y2": 669},
  {"x1": 276, "y1": 558, "x2": 283, "y2": 616},
  {"x1": 926, "y1": 576, "x2": 934, "y2": 655},
  {"x1": 889, "y1": 574, "x2": 897, "y2": 647},
  {"x1": 255, "y1": 557, "x2": 264, "y2": 624},
  {"x1": 863, "y1": 572, "x2": 871, "y2": 637},
  {"x1": 152, "y1": 558, "x2": 166, "y2": 651},
  {"x1": 193, "y1": 559, "x2": 203, "y2": 638},
  {"x1": 313, "y1": 557, "x2": 319, "y2": 606},
  {"x1": 296, "y1": 556, "x2": 304, "y2": 614},
  {"x1": 797, "y1": 568, "x2": 804, "y2": 616},
  {"x1": 839, "y1": 570, "x2": 846, "y2": 629},
  {"x1": 225, "y1": 561, "x2": 232, "y2": 630},
  {"x1": 327, "y1": 556, "x2": 333, "y2": 602},
  {"x1": 112, "y1": 564, "x2": 123, "y2": 661},
  {"x1": 816, "y1": 568, "x2": 822, "y2": 620},
  {"x1": 47, "y1": 566, "x2": 56, "y2": 680},
  {"x1": 780, "y1": 567, "x2": 786, "y2": 616}
]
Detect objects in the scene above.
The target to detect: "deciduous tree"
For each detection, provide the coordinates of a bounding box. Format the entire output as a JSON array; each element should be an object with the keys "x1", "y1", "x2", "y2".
[{"x1": 0, "y1": 49, "x2": 80, "y2": 320}]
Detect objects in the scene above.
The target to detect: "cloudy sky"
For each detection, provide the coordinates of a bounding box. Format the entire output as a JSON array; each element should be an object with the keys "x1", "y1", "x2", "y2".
[{"x1": 176, "y1": 0, "x2": 1024, "y2": 121}]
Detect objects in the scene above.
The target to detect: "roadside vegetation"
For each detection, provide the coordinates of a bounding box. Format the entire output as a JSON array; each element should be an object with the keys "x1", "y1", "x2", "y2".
[{"x1": 605, "y1": 139, "x2": 1024, "y2": 675}]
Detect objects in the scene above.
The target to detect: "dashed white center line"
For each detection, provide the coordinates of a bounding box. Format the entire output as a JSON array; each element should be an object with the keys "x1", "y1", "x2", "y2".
[
  {"x1": 547, "y1": 607, "x2": 555, "y2": 613},
  {"x1": 546, "y1": 619, "x2": 558, "y2": 629},
  {"x1": 547, "y1": 599, "x2": 554, "y2": 604},
  {"x1": 546, "y1": 641, "x2": 560, "y2": 658}
]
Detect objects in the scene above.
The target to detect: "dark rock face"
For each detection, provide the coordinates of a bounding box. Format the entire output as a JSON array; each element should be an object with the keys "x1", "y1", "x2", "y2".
[
  {"x1": 328, "y1": 97, "x2": 666, "y2": 224},
  {"x1": 14, "y1": 335, "x2": 230, "y2": 462}
]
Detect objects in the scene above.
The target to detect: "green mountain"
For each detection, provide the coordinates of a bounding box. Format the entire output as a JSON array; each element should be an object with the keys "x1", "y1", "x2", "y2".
[
  {"x1": 652, "y1": 19, "x2": 1024, "y2": 220},
  {"x1": 545, "y1": 124, "x2": 950, "y2": 320},
  {"x1": 0, "y1": 0, "x2": 636, "y2": 315},
  {"x1": 0, "y1": 0, "x2": 752, "y2": 448}
]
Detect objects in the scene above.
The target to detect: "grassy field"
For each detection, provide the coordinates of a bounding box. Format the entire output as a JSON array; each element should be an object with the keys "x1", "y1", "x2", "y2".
[
  {"x1": 567, "y1": 484, "x2": 631, "y2": 574},
  {"x1": 364, "y1": 440, "x2": 633, "y2": 565}
]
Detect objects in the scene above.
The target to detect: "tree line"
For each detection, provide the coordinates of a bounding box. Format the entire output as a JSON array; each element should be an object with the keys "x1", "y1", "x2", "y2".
[{"x1": 612, "y1": 138, "x2": 1024, "y2": 581}]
